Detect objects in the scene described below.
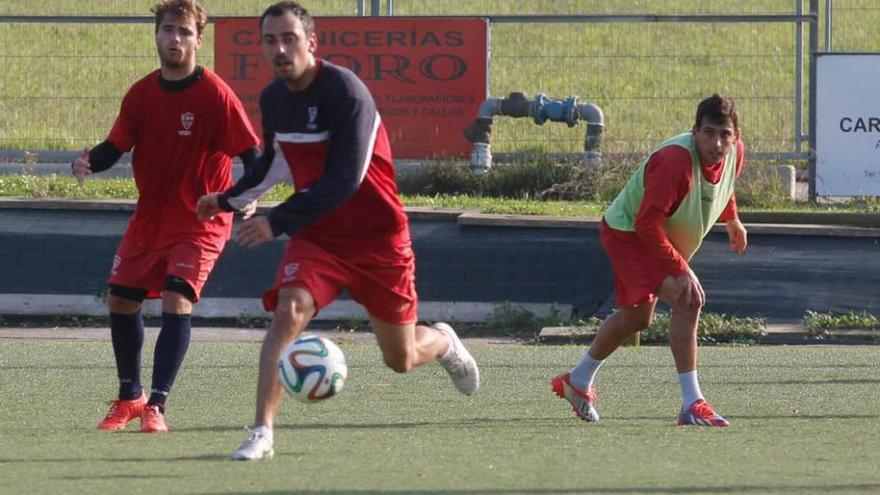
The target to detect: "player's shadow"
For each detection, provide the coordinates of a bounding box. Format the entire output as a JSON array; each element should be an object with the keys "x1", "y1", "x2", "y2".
[
  {"x1": 3, "y1": 364, "x2": 116, "y2": 370},
  {"x1": 0, "y1": 455, "x2": 221, "y2": 465},
  {"x1": 701, "y1": 363, "x2": 880, "y2": 369},
  {"x1": 52, "y1": 473, "x2": 186, "y2": 481},
  {"x1": 718, "y1": 378, "x2": 880, "y2": 385},
  {"x1": 194, "y1": 483, "x2": 880, "y2": 494},
  {"x1": 174, "y1": 417, "x2": 566, "y2": 434},
  {"x1": 612, "y1": 413, "x2": 880, "y2": 421}
]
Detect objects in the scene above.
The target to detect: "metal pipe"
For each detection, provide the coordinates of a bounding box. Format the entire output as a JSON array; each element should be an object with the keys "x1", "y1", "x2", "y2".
[
  {"x1": 464, "y1": 93, "x2": 604, "y2": 174},
  {"x1": 387, "y1": 0, "x2": 394, "y2": 16},
  {"x1": 808, "y1": 0, "x2": 819, "y2": 199},
  {"x1": 825, "y1": 0, "x2": 833, "y2": 51},
  {"x1": 477, "y1": 98, "x2": 503, "y2": 119},
  {"x1": 357, "y1": 0, "x2": 365, "y2": 17},
  {"x1": 578, "y1": 103, "x2": 605, "y2": 169},
  {"x1": 370, "y1": 0, "x2": 380, "y2": 16},
  {"x1": 795, "y1": 0, "x2": 804, "y2": 151}
]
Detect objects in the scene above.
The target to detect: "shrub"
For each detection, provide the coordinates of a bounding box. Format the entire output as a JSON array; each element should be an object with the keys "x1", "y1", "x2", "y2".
[
  {"x1": 735, "y1": 163, "x2": 795, "y2": 209},
  {"x1": 837, "y1": 196, "x2": 880, "y2": 213},
  {"x1": 483, "y1": 302, "x2": 572, "y2": 334},
  {"x1": 397, "y1": 160, "x2": 481, "y2": 196},
  {"x1": 535, "y1": 152, "x2": 651, "y2": 204},
  {"x1": 482, "y1": 155, "x2": 577, "y2": 199},
  {"x1": 803, "y1": 310, "x2": 880, "y2": 337},
  {"x1": 484, "y1": 304, "x2": 765, "y2": 344},
  {"x1": 638, "y1": 312, "x2": 766, "y2": 344},
  {"x1": 398, "y1": 153, "x2": 632, "y2": 202}
]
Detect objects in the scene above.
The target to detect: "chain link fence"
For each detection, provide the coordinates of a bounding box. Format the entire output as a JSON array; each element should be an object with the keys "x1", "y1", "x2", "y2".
[{"x1": 0, "y1": 1, "x2": 877, "y2": 159}]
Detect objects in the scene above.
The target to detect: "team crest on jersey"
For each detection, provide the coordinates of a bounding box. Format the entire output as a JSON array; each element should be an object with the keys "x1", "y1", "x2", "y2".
[
  {"x1": 179, "y1": 112, "x2": 194, "y2": 136},
  {"x1": 306, "y1": 106, "x2": 318, "y2": 130},
  {"x1": 281, "y1": 263, "x2": 300, "y2": 282}
]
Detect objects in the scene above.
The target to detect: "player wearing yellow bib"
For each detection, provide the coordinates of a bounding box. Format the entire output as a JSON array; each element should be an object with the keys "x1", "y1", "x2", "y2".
[{"x1": 552, "y1": 94, "x2": 747, "y2": 427}]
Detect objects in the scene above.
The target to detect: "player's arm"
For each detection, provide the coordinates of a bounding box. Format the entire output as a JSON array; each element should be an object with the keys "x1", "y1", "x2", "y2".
[
  {"x1": 229, "y1": 146, "x2": 291, "y2": 218},
  {"x1": 264, "y1": 93, "x2": 376, "y2": 238},
  {"x1": 635, "y1": 147, "x2": 705, "y2": 308},
  {"x1": 216, "y1": 84, "x2": 269, "y2": 213},
  {"x1": 73, "y1": 84, "x2": 139, "y2": 185},
  {"x1": 71, "y1": 140, "x2": 124, "y2": 185},
  {"x1": 196, "y1": 132, "x2": 290, "y2": 220},
  {"x1": 634, "y1": 147, "x2": 693, "y2": 276},
  {"x1": 198, "y1": 85, "x2": 276, "y2": 219},
  {"x1": 223, "y1": 141, "x2": 290, "y2": 211},
  {"x1": 719, "y1": 139, "x2": 747, "y2": 253}
]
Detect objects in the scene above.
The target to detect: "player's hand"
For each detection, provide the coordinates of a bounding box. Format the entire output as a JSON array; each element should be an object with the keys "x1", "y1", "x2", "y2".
[
  {"x1": 197, "y1": 193, "x2": 222, "y2": 220},
  {"x1": 235, "y1": 216, "x2": 273, "y2": 248},
  {"x1": 72, "y1": 147, "x2": 91, "y2": 186},
  {"x1": 726, "y1": 218, "x2": 748, "y2": 254},
  {"x1": 662, "y1": 268, "x2": 705, "y2": 309},
  {"x1": 240, "y1": 199, "x2": 259, "y2": 220}
]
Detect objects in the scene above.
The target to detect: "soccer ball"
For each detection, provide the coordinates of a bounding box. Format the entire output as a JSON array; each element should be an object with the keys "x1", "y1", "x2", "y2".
[{"x1": 278, "y1": 334, "x2": 348, "y2": 403}]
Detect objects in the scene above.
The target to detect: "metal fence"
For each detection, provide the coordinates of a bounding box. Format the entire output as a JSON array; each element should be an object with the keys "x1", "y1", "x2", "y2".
[{"x1": 0, "y1": 0, "x2": 877, "y2": 163}]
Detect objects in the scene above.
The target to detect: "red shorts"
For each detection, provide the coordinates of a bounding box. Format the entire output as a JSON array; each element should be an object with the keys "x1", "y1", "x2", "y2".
[
  {"x1": 108, "y1": 237, "x2": 225, "y2": 302},
  {"x1": 262, "y1": 237, "x2": 418, "y2": 325},
  {"x1": 599, "y1": 220, "x2": 666, "y2": 307}
]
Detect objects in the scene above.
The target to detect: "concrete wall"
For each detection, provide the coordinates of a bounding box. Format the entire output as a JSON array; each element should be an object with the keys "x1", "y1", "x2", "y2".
[{"x1": 1, "y1": 200, "x2": 878, "y2": 321}]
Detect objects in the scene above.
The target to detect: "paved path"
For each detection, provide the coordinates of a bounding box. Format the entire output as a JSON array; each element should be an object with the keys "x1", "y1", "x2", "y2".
[
  {"x1": 0, "y1": 326, "x2": 516, "y2": 345},
  {"x1": 2, "y1": 322, "x2": 875, "y2": 345}
]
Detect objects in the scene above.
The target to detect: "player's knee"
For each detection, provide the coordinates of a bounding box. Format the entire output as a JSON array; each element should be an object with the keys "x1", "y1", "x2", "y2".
[
  {"x1": 274, "y1": 289, "x2": 314, "y2": 332},
  {"x1": 668, "y1": 298, "x2": 703, "y2": 317},
  {"x1": 161, "y1": 291, "x2": 193, "y2": 314},
  {"x1": 107, "y1": 294, "x2": 141, "y2": 315}
]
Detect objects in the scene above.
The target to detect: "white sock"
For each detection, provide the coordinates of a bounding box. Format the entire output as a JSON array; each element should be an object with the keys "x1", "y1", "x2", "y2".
[
  {"x1": 569, "y1": 352, "x2": 603, "y2": 392},
  {"x1": 678, "y1": 370, "x2": 704, "y2": 408},
  {"x1": 253, "y1": 425, "x2": 273, "y2": 442}
]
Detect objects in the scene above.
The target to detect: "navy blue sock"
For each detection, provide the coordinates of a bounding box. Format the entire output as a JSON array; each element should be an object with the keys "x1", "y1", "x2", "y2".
[
  {"x1": 110, "y1": 311, "x2": 144, "y2": 400},
  {"x1": 148, "y1": 313, "x2": 192, "y2": 411}
]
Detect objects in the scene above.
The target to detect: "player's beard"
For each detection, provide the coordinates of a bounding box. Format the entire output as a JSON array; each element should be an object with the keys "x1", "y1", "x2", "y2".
[{"x1": 159, "y1": 47, "x2": 190, "y2": 71}]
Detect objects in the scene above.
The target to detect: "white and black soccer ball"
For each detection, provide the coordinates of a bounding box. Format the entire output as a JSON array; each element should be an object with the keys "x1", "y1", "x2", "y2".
[{"x1": 278, "y1": 335, "x2": 348, "y2": 403}]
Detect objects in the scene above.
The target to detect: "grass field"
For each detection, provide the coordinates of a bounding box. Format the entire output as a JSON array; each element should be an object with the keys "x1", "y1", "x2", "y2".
[
  {"x1": 2, "y1": 339, "x2": 879, "y2": 494},
  {"x1": 1, "y1": 1, "x2": 879, "y2": 154}
]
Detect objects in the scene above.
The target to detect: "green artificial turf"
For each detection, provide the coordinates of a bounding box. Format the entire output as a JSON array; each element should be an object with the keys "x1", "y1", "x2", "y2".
[{"x1": 1, "y1": 340, "x2": 878, "y2": 494}]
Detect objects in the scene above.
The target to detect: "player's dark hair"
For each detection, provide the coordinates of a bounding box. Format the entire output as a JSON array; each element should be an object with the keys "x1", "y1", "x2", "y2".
[
  {"x1": 694, "y1": 93, "x2": 739, "y2": 131},
  {"x1": 151, "y1": 0, "x2": 207, "y2": 36},
  {"x1": 260, "y1": 1, "x2": 314, "y2": 36}
]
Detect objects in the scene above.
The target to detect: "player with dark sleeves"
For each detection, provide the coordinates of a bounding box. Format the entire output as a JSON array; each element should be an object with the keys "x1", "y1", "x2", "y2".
[
  {"x1": 197, "y1": 1, "x2": 480, "y2": 461},
  {"x1": 73, "y1": 0, "x2": 260, "y2": 433},
  {"x1": 551, "y1": 94, "x2": 747, "y2": 427}
]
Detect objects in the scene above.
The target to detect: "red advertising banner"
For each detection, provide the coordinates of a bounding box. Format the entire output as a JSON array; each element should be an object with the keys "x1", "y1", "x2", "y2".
[{"x1": 215, "y1": 17, "x2": 488, "y2": 159}]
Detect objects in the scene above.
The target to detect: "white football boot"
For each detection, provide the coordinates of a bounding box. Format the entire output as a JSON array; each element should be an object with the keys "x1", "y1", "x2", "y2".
[
  {"x1": 231, "y1": 427, "x2": 274, "y2": 461},
  {"x1": 434, "y1": 322, "x2": 480, "y2": 395}
]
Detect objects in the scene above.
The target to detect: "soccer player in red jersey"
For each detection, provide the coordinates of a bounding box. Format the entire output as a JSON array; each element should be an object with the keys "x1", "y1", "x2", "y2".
[
  {"x1": 551, "y1": 94, "x2": 747, "y2": 427},
  {"x1": 73, "y1": 0, "x2": 260, "y2": 433},
  {"x1": 197, "y1": 2, "x2": 480, "y2": 461}
]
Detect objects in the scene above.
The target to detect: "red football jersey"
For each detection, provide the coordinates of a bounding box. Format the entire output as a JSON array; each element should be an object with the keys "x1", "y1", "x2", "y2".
[{"x1": 108, "y1": 67, "x2": 259, "y2": 252}]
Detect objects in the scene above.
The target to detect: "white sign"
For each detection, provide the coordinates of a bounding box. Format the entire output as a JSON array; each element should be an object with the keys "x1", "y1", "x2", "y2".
[{"x1": 816, "y1": 54, "x2": 880, "y2": 196}]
